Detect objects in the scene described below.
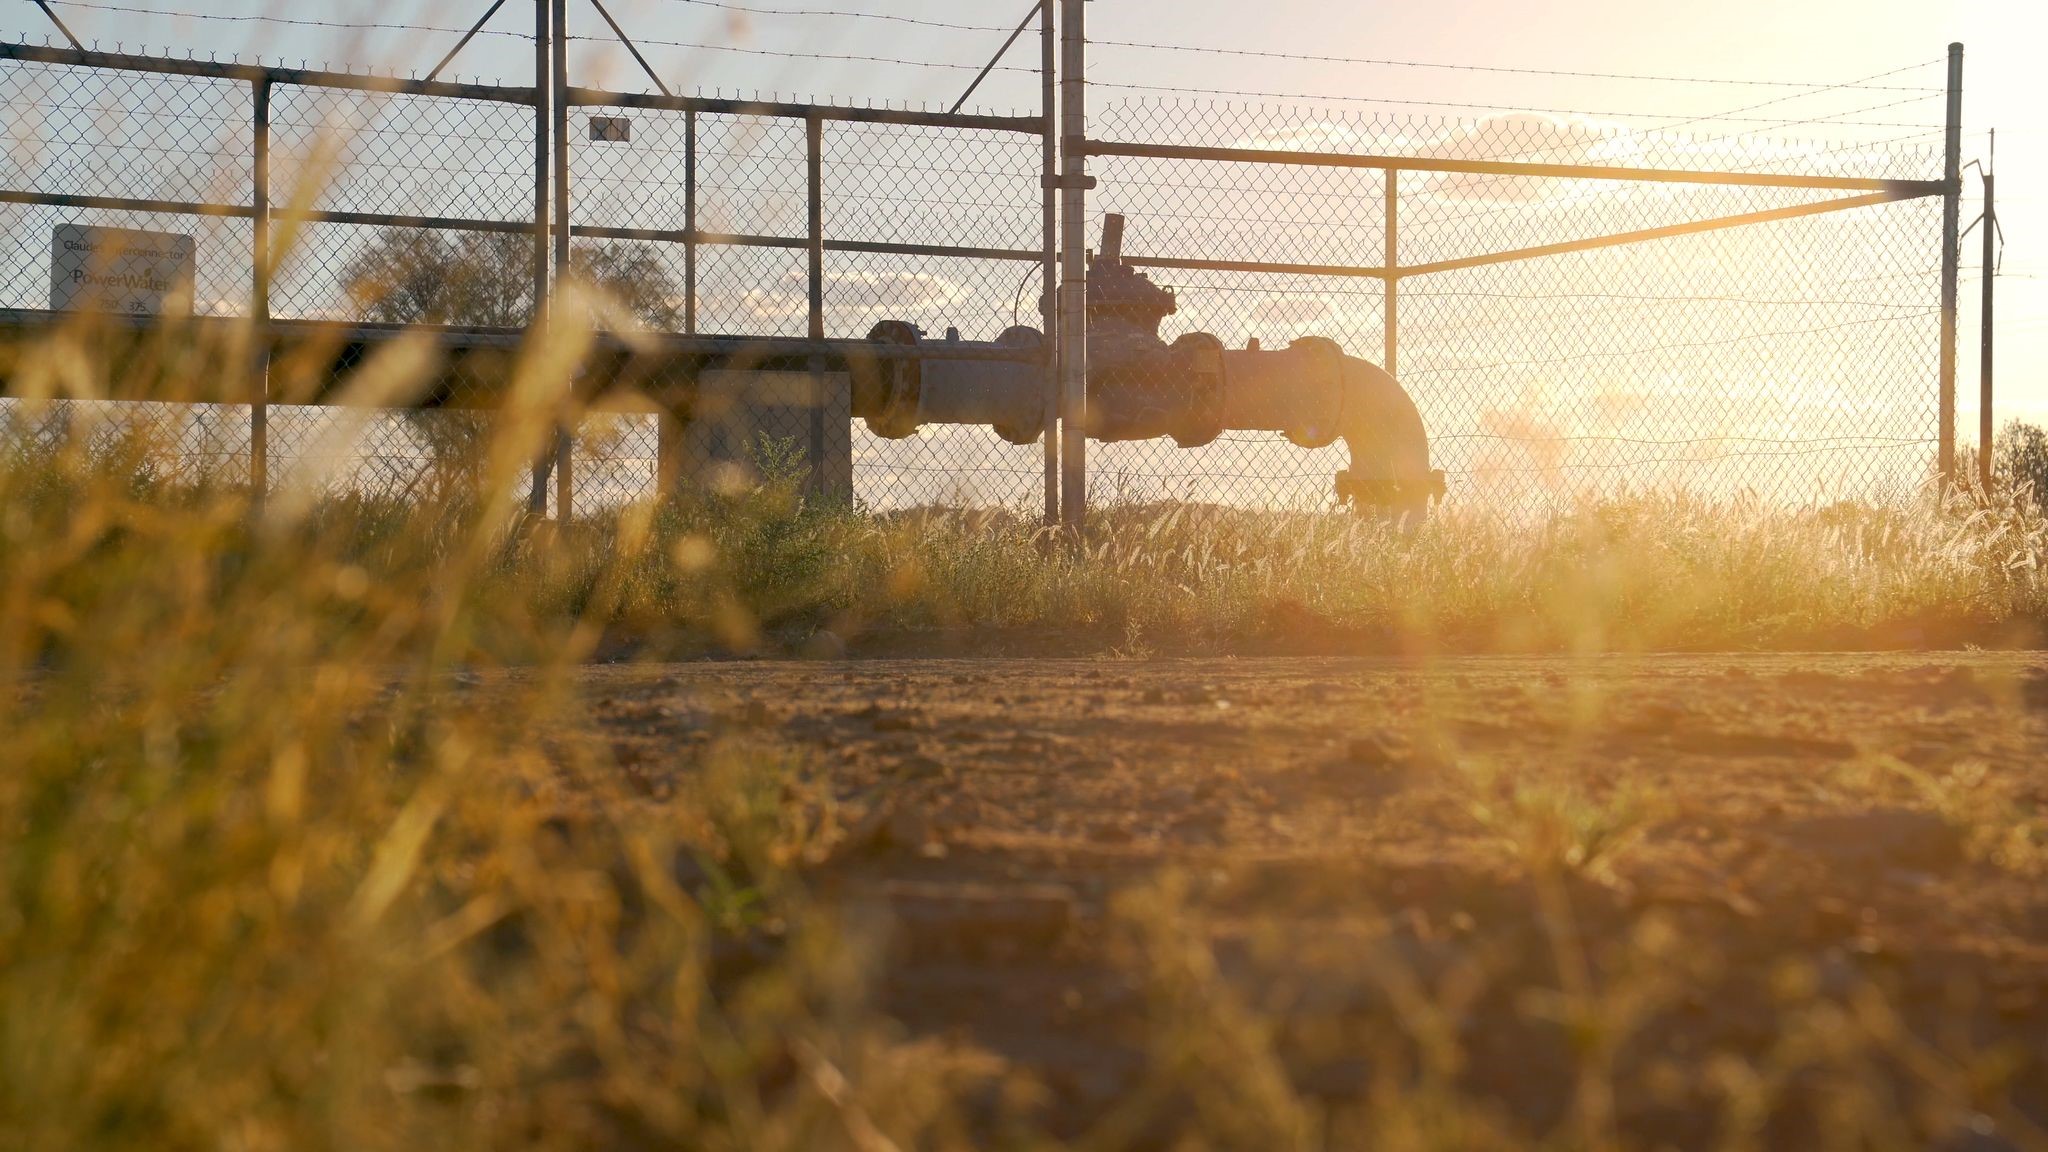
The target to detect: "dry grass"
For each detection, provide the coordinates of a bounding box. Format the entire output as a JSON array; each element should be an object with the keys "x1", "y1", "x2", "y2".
[{"x1": 4, "y1": 315, "x2": 2048, "y2": 1148}]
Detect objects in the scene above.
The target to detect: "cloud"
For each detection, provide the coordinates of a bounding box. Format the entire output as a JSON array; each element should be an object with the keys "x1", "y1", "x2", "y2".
[
  {"x1": 739, "y1": 269, "x2": 960, "y2": 321},
  {"x1": 1250, "y1": 297, "x2": 1331, "y2": 327}
]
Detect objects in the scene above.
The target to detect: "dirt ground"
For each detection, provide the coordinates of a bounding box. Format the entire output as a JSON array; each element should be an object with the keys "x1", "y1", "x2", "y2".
[{"x1": 576, "y1": 653, "x2": 2048, "y2": 1146}]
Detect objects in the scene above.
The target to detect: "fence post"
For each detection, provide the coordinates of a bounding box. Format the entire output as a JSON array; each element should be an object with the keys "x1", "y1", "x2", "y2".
[
  {"x1": 1938, "y1": 41, "x2": 1962, "y2": 490},
  {"x1": 1057, "y1": 0, "x2": 1088, "y2": 527},
  {"x1": 1979, "y1": 149, "x2": 1995, "y2": 493},
  {"x1": 528, "y1": 0, "x2": 551, "y2": 516},
  {"x1": 551, "y1": 0, "x2": 573, "y2": 522},
  {"x1": 1039, "y1": 0, "x2": 1059, "y2": 524},
  {"x1": 805, "y1": 112, "x2": 828, "y2": 497},
  {"x1": 250, "y1": 76, "x2": 270, "y2": 508},
  {"x1": 656, "y1": 109, "x2": 697, "y2": 498},
  {"x1": 684, "y1": 110, "x2": 697, "y2": 338},
  {"x1": 1383, "y1": 168, "x2": 1398, "y2": 378}
]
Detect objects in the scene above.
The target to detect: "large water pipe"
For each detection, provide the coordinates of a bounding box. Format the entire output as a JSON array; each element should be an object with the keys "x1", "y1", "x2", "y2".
[{"x1": 850, "y1": 215, "x2": 1441, "y2": 513}]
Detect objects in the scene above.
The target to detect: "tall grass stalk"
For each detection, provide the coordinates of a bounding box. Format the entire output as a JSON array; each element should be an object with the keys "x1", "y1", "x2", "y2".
[{"x1": 5, "y1": 307, "x2": 2047, "y2": 1148}]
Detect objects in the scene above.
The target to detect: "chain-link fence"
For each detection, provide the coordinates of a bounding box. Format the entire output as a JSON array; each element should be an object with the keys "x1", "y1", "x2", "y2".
[
  {"x1": 1081, "y1": 100, "x2": 1949, "y2": 516},
  {"x1": 0, "y1": 36, "x2": 1963, "y2": 523},
  {"x1": 0, "y1": 40, "x2": 1055, "y2": 517}
]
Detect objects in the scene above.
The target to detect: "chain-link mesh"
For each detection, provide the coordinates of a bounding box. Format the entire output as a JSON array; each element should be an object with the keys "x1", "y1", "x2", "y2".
[
  {"x1": 0, "y1": 398, "x2": 254, "y2": 487},
  {"x1": 558, "y1": 107, "x2": 1050, "y2": 511},
  {"x1": 260, "y1": 82, "x2": 543, "y2": 497},
  {"x1": 1086, "y1": 99, "x2": 1947, "y2": 515},
  {"x1": 0, "y1": 43, "x2": 1955, "y2": 522},
  {"x1": 0, "y1": 56, "x2": 252, "y2": 315}
]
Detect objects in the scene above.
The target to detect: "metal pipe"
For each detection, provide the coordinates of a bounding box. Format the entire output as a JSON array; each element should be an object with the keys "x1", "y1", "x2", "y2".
[
  {"x1": 528, "y1": 0, "x2": 550, "y2": 515},
  {"x1": 0, "y1": 188, "x2": 255, "y2": 218},
  {"x1": 807, "y1": 112, "x2": 827, "y2": 497},
  {"x1": 0, "y1": 311, "x2": 1045, "y2": 363},
  {"x1": 552, "y1": 0, "x2": 573, "y2": 521},
  {"x1": 661, "y1": 108, "x2": 697, "y2": 499},
  {"x1": 0, "y1": 189, "x2": 1905, "y2": 285},
  {"x1": 0, "y1": 188, "x2": 572, "y2": 235},
  {"x1": 298, "y1": 209, "x2": 535, "y2": 233},
  {"x1": 560, "y1": 85, "x2": 1039, "y2": 133},
  {"x1": 0, "y1": 185, "x2": 1043, "y2": 262},
  {"x1": 426, "y1": 0, "x2": 511, "y2": 83},
  {"x1": 950, "y1": 0, "x2": 1043, "y2": 115},
  {"x1": 30, "y1": 1, "x2": 83, "y2": 50},
  {"x1": 567, "y1": 225, "x2": 1037, "y2": 260},
  {"x1": 1383, "y1": 169, "x2": 1397, "y2": 378},
  {"x1": 251, "y1": 77, "x2": 270, "y2": 506},
  {"x1": 1400, "y1": 190, "x2": 1916, "y2": 278},
  {"x1": 1082, "y1": 139, "x2": 1947, "y2": 196},
  {"x1": 684, "y1": 111, "x2": 697, "y2": 336},
  {"x1": 587, "y1": 0, "x2": 672, "y2": 96},
  {"x1": 1058, "y1": 0, "x2": 1087, "y2": 526},
  {"x1": 1106, "y1": 189, "x2": 1924, "y2": 283},
  {"x1": 1939, "y1": 41, "x2": 1963, "y2": 490},
  {"x1": 0, "y1": 41, "x2": 539, "y2": 103},
  {"x1": 1980, "y1": 161, "x2": 1995, "y2": 493},
  {"x1": 1039, "y1": 0, "x2": 1058, "y2": 524}
]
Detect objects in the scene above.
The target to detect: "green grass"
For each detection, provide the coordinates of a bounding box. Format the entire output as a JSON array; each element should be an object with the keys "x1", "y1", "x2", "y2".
[{"x1": 5, "y1": 316, "x2": 2048, "y2": 1148}]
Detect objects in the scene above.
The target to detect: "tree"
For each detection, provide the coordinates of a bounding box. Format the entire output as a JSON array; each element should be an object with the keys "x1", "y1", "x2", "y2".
[
  {"x1": 343, "y1": 228, "x2": 681, "y2": 330},
  {"x1": 341, "y1": 228, "x2": 683, "y2": 500},
  {"x1": 1996, "y1": 420, "x2": 2048, "y2": 504}
]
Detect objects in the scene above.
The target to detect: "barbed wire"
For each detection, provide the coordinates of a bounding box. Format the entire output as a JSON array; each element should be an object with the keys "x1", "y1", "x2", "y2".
[
  {"x1": 1090, "y1": 81, "x2": 1941, "y2": 129},
  {"x1": 1157, "y1": 67, "x2": 1946, "y2": 240},
  {"x1": 39, "y1": 0, "x2": 527, "y2": 39},
  {"x1": 562, "y1": 33, "x2": 1031, "y2": 74},
  {"x1": 1635, "y1": 61, "x2": 1944, "y2": 137},
  {"x1": 1089, "y1": 39, "x2": 1943, "y2": 92},
  {"x1": 647, "y1": 0, "x2": 1014, "y2": 35}
]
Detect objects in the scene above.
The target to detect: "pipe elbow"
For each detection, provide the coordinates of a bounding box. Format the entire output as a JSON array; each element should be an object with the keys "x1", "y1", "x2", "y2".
[{"x1": 1334, "y1": 357, "x2": 1441, "y2": 514}]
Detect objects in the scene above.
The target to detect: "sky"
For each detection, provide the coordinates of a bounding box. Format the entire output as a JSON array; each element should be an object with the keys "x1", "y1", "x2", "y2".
[{"x1": 5, "y1": 0, "x2": 2042, "y2": 433}]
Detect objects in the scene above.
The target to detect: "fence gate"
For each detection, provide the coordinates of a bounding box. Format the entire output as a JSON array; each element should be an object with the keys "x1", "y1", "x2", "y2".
[{"x1": 1070, "y1": 75, "x2": 1960, "y2": 517}]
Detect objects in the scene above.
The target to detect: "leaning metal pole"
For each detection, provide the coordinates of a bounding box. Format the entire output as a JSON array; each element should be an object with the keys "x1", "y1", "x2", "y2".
[
  {"x1": 1980, "y1": 153, "x2": 1995, "y2": 493},
  {"x1": 1058, "y1": 0, "x2": 1087, "y2": 526},
  {"x1": 528, "y1": 0, "x2": 551, "y2": 515},
  {"x1": 1938, "y1": 41, "x2": 1962, "y2": 490},
  {"x1": 1039, "y1": 0, "x2": 1058, "y2": 523}
]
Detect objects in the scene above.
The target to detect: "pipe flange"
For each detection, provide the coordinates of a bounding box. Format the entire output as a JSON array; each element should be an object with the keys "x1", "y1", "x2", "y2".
[
  {"x1": 1168, "y1": 331, "x2": 1226, "y2": 448},
  {"x1": 860, "y1": 320, "x2": 923, "y2": 439},
  {"x1": 1283, "y1": 336, "x2": 1345, "y2": 449},
  {"x1": 991, "y1": 325, "x2": 1049, "y2": 445}
]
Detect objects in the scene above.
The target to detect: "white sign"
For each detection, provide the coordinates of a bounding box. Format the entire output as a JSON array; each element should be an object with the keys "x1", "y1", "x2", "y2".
[{"x1": 50, "y1": 224, "x2": 195, "y2": 315}]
